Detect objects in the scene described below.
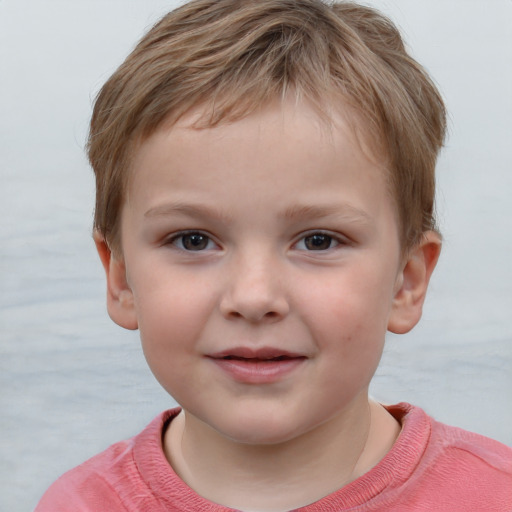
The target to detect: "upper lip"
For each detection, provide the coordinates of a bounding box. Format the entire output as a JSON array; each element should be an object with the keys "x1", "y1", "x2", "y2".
[{"x1": 208, "y1": 347, "x2": 306, "y2": 360}]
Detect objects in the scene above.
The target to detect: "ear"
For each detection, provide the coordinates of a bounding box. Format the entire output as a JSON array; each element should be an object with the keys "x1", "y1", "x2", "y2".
[
  {"x1": 93, "y1": 231, "x2": 138, "y2": 330},
  {"x1": 387, "y1": 231, "x2": 441, "y2": 334}
]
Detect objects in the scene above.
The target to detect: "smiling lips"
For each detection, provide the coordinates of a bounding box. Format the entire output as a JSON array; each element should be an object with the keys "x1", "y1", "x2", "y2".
[{"x1": 208, "y1": 347, "x2": 307, "y2": 384}]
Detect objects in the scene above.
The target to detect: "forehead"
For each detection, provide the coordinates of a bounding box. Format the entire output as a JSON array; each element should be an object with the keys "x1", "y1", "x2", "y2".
[
  {"x1": 130, "y1": 95, "x2": 389, "y2": 186},
  {"x1": 123, "y1": 98, "x2": 397, "y2": 237}
]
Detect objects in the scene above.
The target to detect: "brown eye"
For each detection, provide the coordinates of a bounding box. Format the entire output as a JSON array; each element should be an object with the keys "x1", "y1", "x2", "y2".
[
  {"x1": 173, "y1": 233, "x2": 213, "y2": 251},
  {"x1": 303, "y1": 234, "x2": 335, "y2": 250}
]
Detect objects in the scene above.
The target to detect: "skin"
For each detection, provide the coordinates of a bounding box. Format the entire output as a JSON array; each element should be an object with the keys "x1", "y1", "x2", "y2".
[{"x1": 95, "y1": 98, "x2": 441, "y2": 511}]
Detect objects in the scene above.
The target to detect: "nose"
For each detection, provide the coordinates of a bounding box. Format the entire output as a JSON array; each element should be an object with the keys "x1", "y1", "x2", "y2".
[{"x1": 219, "y1": 251, "x2": 290, "y2": 323}]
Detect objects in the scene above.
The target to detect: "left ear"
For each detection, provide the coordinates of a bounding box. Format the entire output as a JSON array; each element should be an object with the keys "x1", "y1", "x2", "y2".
[{"x1": 388, "y1": 231, "x2": 442, "y2": 334}]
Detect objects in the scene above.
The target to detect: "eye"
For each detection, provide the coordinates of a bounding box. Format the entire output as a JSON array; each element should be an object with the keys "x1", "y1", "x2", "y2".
[
  {"x1": 169, "y1": 231, "x2": 217, "y2": 251},
  {"x1": 295, "y1": 232, "x2": 341, "y2": 251}
]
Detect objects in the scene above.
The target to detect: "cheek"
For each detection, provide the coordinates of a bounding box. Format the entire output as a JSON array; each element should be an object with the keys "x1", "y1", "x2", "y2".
[
  {"x1": 137, "y1": 297, "x2": 210, "y2": 401},
  {"x1": 297, "y1": 268, "x2": 391, "y2": 372},
  {"x1": 133, "y1": 264, "x2": 216, "y2": 335},
  {"x1": 300, "y1": 268, "x2": 393, "y2": 334},
  {"x1": 131, "y1": 271, "x2": 217, "y2": 378}
]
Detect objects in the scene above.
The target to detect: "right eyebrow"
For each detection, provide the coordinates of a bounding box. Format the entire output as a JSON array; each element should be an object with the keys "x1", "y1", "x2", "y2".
[{"x1": 144, "y1": 201, "x2": 231, "y2": 223}]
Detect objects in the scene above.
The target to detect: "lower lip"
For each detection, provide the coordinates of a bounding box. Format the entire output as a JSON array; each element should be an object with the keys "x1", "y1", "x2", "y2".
[{"x1": 209, "y1": 357, "x2": 306, "y2": 384}]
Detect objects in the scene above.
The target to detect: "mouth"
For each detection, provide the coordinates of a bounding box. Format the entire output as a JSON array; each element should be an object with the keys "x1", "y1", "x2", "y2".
[
  {"x1": 209, "y1": 347, "x2": 306, "y2": 362},
  {"x1": 207, "y1": 347, "x2": 307, "y2": 383},
  {"x1": 220, "y1": 355, "x2": 300, "y2": 362}
]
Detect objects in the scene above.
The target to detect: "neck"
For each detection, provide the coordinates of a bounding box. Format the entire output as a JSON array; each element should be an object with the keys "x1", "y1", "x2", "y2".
[{"x1": 164, "y1": 398, "x2": 400, "y2": 511}]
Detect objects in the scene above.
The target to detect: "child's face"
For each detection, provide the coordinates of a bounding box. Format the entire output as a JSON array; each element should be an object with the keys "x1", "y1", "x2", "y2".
[{"x1": 107, "y1": 99, "x2": 419, "y2": 445}]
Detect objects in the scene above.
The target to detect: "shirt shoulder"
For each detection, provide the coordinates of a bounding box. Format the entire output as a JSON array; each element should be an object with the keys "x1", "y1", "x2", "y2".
[
  {"x1": 35, "y1": 438, "x2": 134, "y2": 512},
  {"x1": 399, "y1": 405, "x2": 512, "y2": 511},
  {"x1": 327, "y1": 403, "x2": 512, "y2": 512},
  {"x1": 431, "y1": 418, "x2": 512, "y2": 471},
  {"x1": 425, "y1": 418, "x2": 512, "y2": 488},
  {"x1": 35, "y1": 410, "x2": 180, "y2": 512}
]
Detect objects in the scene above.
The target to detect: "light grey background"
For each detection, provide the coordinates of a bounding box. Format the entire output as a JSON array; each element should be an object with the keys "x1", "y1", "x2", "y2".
[{"x1": 1, "y1": 1, "x2": 511, "y2": 510}]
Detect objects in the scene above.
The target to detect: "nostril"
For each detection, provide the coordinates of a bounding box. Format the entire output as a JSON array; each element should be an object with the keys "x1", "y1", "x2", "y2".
[
  {"x1": 224, "y1": 308, "x2": 286, "y2": 323},
  {"x1": 219, "y1": 284, "x2": 290, "y2": 322}
]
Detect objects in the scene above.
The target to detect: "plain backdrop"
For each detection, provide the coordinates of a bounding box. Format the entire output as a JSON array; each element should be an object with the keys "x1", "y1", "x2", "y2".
[{"x1": 1, "y1": 1, "x2": 511, "y2": 510}]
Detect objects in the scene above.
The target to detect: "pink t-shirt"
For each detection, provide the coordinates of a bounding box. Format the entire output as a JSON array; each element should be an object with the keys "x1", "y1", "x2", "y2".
[{"x1": 36, "y1": 403, "x2": 512, "y2": 511}]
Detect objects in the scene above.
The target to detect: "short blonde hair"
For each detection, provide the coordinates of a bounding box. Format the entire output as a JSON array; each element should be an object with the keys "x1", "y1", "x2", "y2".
[{"x1": 88, "y1": 0, "x2": 446, "y2": 255}]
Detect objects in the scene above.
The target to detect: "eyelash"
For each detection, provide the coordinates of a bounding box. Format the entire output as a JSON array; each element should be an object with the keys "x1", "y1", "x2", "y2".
[
  {"x1": 293, "y1": 231, "x2": 346, "y2": 251},
  {"x1": 166, "y1": 231, "x2": 218, "y2": 252},
  {"x1": 166, "y1": 230, "x2": 346, "y2": 252}
]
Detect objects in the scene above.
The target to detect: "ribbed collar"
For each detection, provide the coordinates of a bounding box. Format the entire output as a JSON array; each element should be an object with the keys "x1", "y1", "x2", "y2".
[{"x1": 133, "y1": 403, "x2": 431, "y2": 511}]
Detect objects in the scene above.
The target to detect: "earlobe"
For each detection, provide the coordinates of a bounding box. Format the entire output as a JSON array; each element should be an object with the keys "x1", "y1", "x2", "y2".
[
  {"x1": 93, "y1": 231, "x2": 138, "y2": 330},
  {"x1": 387, "y1": 231, "x2": 441, "y2": 334}
]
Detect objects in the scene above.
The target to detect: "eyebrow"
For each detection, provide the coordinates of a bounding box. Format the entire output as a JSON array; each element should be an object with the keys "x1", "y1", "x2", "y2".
[
  {"x1": 280, "y1": 203, "x2": 372, "y2": 224},
  {"x1": 144, "y1": 201, "x2": 230, "y2": 222},
  {"x1": 144, "y1": 201, "x2": 372, "y2": 225}
]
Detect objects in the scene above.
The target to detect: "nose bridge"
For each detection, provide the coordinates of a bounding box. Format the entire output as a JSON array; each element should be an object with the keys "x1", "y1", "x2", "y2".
[{"x1": 220, "y1": 244, "x2": 289, "y2": 322}]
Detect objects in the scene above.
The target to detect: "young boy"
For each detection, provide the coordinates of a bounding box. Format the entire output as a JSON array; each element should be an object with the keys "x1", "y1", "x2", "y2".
[{"x1": 36, "y1": 0, "x2": 512, "y2": 510}]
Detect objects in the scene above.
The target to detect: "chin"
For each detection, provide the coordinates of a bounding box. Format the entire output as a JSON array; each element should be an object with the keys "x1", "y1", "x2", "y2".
[
  {"x1": 209, "y1": 410, "x2": 311, "y2": 446},
  {"x1": 223, "y1": 427, "x2": 301, "y2": 446}
]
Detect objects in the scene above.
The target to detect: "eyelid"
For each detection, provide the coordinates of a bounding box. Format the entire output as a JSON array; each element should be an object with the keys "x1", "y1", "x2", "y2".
[
  {"x1": 165, "y1": 230, "x2": 220, "y2": 251},
  {"x1": 293, "y1": 230, "x2": 349, "y2": 251}
]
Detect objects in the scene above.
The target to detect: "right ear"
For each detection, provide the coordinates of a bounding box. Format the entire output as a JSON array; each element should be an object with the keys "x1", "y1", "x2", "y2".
[{"x1": 93, "y1": 231, "x2": 138, "y2": 330}]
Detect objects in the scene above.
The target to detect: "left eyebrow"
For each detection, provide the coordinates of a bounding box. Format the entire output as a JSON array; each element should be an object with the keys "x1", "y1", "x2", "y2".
[{"x1": 280, "y1": 203, "x2": 372, "y2": 224}]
